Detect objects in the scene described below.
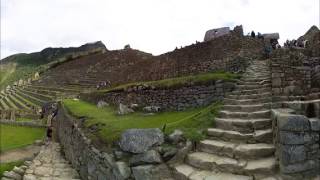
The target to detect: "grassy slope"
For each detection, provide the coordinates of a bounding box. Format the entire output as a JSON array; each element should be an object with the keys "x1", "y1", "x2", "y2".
[
  {"x1": 0, "y1": 124, "x2": 45, "y2": 152},
  {"x1": 63, "y1": 99, "x2": 220, "y2": 144},
  {"x1": 0, "y1": 42, "x2": 106, "y2": 90}
]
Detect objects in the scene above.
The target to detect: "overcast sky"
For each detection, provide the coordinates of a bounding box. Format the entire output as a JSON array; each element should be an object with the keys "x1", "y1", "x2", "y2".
[{"x1": 0, "y1": 0, "x2": 319, "y2": 59}]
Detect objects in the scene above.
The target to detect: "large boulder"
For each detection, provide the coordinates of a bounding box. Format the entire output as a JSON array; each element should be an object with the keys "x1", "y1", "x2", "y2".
[
  {"x1": 119, "y1": 128, "x2": 164, "y2": 153},
  {"x1": 129, "y1": 150, "x2": 162, "y2": 166}
]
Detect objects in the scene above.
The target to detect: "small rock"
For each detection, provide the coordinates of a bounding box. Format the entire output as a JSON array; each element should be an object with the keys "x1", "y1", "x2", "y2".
[
  {"x1": 129, "y1": 150, "x2": 162, "y2": 166},
  {"x1": 168, "y1": 140, "x2": 193, "y2": 164},
  {"x1": 119, "y1": 128, "x2": 164, "y2": 153},
  {"x1": 118, "y1": 103, "x2": 134, "y2": 115},
  {"x1": 168, "y1": 129, "x2": 184, "y2": 144},
  {"x1": 114, "y1": 161, "x2": 131, "y2": 179},
  {"x1": 130, "y1": 103, "x2": 139, "y2": 110},
  {"x1": 12, "y1": 166, "x2": 24, "y2": 175},
  {"x1": 162, "y1": 147, "x2": 178, "y2": 161},
  {"x1": 97, "y1": 100, "x2": 109, "y2": 108},
  {"x1": 143, "y1": 106, "x2": 161, "y2": 113},
  {"x1": 3, "y1": 171, "x2": 22, "y2": 180},
  {"x1": 24, "y1": 161, "x2": 32, "y2": 166}
]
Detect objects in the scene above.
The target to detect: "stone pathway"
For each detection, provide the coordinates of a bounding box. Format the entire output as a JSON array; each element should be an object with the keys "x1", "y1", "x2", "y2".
[
  {"x1": 174, "y1": 60, "x2": 279, "y2": 179},
  {"x1": 23, "y1": 142, "x2": 80, "y2": 180}
]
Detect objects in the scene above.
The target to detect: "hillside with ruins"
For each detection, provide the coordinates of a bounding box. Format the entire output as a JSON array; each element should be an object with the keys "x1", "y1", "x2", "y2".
[{"x1": 0, "y1": 24, "x2": 320, "y2": 180}]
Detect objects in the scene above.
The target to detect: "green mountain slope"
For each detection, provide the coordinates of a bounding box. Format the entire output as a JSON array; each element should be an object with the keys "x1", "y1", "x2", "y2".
[{"x1": 0, "y1": 41, "x2": 107, "y2": 89}]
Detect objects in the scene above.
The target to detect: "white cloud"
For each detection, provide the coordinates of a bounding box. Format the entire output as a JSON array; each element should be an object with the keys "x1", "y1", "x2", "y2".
[{"x1": 1, "y1": 0, "x2": 319, "y2": 59}]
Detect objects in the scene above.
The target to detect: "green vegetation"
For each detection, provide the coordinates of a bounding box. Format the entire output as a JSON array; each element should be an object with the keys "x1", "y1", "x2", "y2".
[
  {"x1": 63, "y1": 99, "x2": 220, "y2": 144},
  {"x1": 99, "y1": 71, "x2": 240, "y2": 93},
  {"x1": 0, "y1": 125, "x2": 45, "y2": 152},
  {"x1": 0, "y1": 46, "x2": 104, "y2": 90},
  {"x1": 0, "y1": 160, "x2": 24, "y2": 177}
]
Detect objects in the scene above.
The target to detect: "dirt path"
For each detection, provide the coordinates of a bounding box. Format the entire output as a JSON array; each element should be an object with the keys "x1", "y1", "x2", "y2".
[{"x1": 0, "y1": 144, "x2": 41, "y2": 163}]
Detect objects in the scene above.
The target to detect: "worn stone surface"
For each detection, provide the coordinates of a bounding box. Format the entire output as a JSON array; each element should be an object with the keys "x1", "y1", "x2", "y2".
[
  {"x1": 119, "y1": 128, "x2": 164, "y2": 153},
  {"x1": 129, "y1": 150, "x2": 162, "y2": 166},
  {"x1": 23, "y1": 142, "x2": 80, "y2": 179}
]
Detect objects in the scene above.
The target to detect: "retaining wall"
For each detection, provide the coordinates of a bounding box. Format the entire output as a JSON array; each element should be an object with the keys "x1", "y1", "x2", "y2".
[
  {"x1": 82, "y1": 81, "x2": 235, "y2": 111},
  {"x1": 272, "y1": 109, "x2": 320, "y2": 179}
]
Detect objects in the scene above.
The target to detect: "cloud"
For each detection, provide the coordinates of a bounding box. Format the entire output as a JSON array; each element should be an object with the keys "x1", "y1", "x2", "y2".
[{"x1": 1, "y1": 0, "x2": 319, "y2": 59}]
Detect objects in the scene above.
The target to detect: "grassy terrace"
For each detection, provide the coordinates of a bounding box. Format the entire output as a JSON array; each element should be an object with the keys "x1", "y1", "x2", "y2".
[
  {"x1": 0, "y1": 124, "x2": 45, "y2": 152},
  {"x1": 98, "y1": 71, "x2": 240, "y2": 93},
  {"x1": 63, "y1": 99, "x2": 220, "y2": 144}
]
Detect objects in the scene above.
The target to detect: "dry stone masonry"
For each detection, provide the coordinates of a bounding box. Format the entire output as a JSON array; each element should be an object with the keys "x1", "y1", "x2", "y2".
[
  {"x1": 272, "y1": 109, "x2": 320, "y2": 179},
  {"x1": 173, "y1": 60, "x2": 278, "y2": 179}
]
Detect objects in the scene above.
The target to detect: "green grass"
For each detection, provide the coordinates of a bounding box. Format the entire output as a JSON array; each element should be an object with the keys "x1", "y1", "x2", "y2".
[
  {"x1": 0, "y1": 160, "x2": 24, "y2": 177},
  {"x1": 63, "y1": 99, "x2": 220, "y2": 144},
  {"x1": 98, "y1": 71, "x2": 240, "y2": 93},
  {"x1": 0, "y1": 125, "x2": 45, "y2": 152}
]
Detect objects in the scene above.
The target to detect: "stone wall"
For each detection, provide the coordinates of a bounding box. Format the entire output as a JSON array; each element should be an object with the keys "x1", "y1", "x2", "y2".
[
  {"x1": 0, "y1": 119, "x2": 45, "y2": 127},
  {"x1": 82, "y1": 81, "x2": 235, "y2": 111},
  {"x1": 271, "y1": 109, "x2": 320, "y2": 179},
  {"x1": 55, "y1": 104, "x2": 192, "y2": 180},
  {"x1": 55, "y1": 106, "x2": 122, "y2": 179},
  {"x1": 270, "y1": 50, "x2": 320, "y2": 102}
]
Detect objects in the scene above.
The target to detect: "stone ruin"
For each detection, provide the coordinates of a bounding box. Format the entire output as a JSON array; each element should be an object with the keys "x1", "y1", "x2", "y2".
[{"x1": 204, "y1": 27, "x2": 230, "y2": 41}]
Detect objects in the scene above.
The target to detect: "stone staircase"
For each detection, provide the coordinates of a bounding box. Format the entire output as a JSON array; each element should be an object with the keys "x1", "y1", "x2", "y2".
[{"x1": 174, "y1": 60, "x2": 279, "y2": 180}]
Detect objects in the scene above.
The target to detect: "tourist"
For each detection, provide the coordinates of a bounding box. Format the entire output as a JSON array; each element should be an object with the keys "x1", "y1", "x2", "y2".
[
  {"x1": 251, "y1": 31, "x2": 256, "y2": 38},
  {"x1": 46, "y1": 126, "x2": 53, "y2": 142}
]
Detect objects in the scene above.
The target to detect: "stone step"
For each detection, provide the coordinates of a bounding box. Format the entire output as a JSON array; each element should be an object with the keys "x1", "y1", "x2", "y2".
[
  {"x1": 229, "y1": 88, "x2": 271, "y2": 95},
  {"x1": 207, "y1": 128, "x2": 273, "y2": 143},
  {"x1": 173, "y1": 164, "x2": 253, "y2": 180},
  {"x1": 199, "y1": 139, "x2": 275, "y2": 159},
  {"x1": 237, "y1": 80, "x2": 271, "y2": 86},
  {"x1": 218, "y1": 110, "x2": 271, "y2": 119},
  {"x1": 226, "y1": 92, "x2": 272, "y2": 100},
  {"x1": 222, "y1": 104, "x2": 270, "y2": 112},
  {"x1": 223, "y1": 98, "x2": 272, "y2": 105},
  {"x1": 243, "y1": 157, "x2": 277, "y2": 175},
  {"x1": 235, "y1": 84, "x2": 271, "y2": 90},
  {"x1": 186, "y1": 152, "x2": 246, "y2": 173},
  {"x1": 242, "y1": 74, "x2": 270, "y2": 78},
  {"x1": 240, "y1": 78, "x2": 271, "y2": 83},
  {"x1": 215, "y1": 118, "x2": 272, "y2": 133}
]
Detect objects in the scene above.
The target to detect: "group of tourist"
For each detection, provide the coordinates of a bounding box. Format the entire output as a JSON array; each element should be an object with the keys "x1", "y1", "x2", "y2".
[
  {"x1": 284, "y1": 39, "x2": 309, "y2": 48},
  {"x1": 40, "y1": 102, "x2": 58, "y2": 142},
  {"x1": 96, "y1": 80, "x2": 112, "y2": 90}
]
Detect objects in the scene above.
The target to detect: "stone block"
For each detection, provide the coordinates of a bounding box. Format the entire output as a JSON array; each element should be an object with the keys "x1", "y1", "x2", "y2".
[
  {"x1": 309, "y1": 118, "x2": 320, "y2": 131},
  {"x1": 278, "y1": 114, "x2": 310, "y2": 131},
  {"x1": 272, "y1": 78, "x2": 282, "y2": 87},
  {"x1": 279, "y1": 132, "x2": 304, "y2": 145},
  {"x1": 281, "y1": 159, "x2": 316, "y2": 174},
  {"x1": 280, "y1": 145, "x2": 306, "y2": 165}
]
